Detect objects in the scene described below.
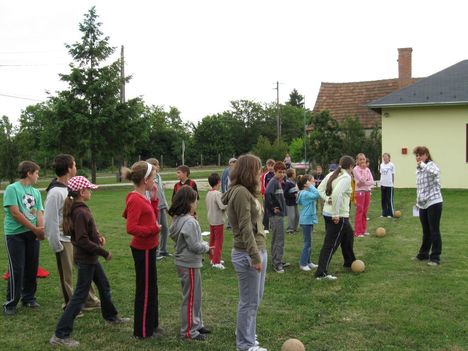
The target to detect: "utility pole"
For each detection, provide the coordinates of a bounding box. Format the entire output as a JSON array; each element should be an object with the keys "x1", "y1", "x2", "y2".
[
  {"x1": 120, "y1": 45, "x2": 125, "y2": 103},
  {"x1": 274, "y1": 81, "x2": 281, "y2": 140},
  {"x1": 303, "y1": 96, "x2": 307, "y2": 163}
]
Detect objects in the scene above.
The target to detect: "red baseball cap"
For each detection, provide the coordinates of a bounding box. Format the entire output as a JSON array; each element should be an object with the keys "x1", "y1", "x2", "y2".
[{"x1": 68, "y1": 176, "x2": 98, "y2": 192}]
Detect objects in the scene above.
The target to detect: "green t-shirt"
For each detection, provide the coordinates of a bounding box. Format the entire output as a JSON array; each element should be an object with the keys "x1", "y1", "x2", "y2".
[{"x1": 3, "y1": 181, "x2": 44, "y2": 235}]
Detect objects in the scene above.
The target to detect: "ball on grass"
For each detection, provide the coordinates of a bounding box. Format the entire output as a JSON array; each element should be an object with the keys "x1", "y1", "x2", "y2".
[
  {"x1": 375, "y1": 227, "x2": 386, "y2": 237},
  {"x1": 351, "y1": 259, "x2": 365, "y2": 273},
  {"x1": 394, "y1": 210, "x2": 401, "y2": 218},
  {"x1": 281, "y1": 338, "x2": 305, "y2": 351}
]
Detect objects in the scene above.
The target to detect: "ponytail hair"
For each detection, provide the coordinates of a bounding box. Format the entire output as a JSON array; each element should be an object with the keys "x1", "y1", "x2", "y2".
[
  {"x1": 325, "y1": 155, "x2": 355, "y2": 196},
  {"x1": 121, "y1": 161, "x2": 155, "y2": 185},
  {"x1": 297, "y1": 174, "x2": 313, "y2": 190},
  {"x1": 62, "y1": 190, "x2": 79, "y2": 235}
]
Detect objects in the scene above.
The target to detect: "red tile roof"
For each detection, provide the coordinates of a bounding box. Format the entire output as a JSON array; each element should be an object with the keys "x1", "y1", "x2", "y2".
[{"x1": 312, "y1": 78, "x2": 420, "y2": 128}]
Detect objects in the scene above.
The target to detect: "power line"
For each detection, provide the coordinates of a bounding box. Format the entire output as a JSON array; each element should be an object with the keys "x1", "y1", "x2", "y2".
[{"x1": 0, "y1": 93, "x2": 42, "y2": 102}]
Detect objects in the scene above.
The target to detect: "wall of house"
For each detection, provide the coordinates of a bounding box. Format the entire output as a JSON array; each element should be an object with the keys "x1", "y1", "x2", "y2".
[{"x1": 382, "y1": 105, "x2": 468, "y2": 189}]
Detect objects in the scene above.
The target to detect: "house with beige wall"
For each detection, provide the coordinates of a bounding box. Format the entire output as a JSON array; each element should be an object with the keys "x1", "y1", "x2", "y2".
[{"x1": 368, "y1": 60, "x2": 468, "y2": 189}]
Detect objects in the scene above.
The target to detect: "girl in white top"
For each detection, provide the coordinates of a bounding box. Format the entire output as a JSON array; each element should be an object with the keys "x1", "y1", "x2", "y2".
[{"x1": 379, "y1": 153, "x2": 395, "y2": 217}]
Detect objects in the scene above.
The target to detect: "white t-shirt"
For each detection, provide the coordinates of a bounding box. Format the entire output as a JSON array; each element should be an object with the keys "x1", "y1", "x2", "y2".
[{"x1": 380, "y1": 162, "x2": 395, "y2": 187}]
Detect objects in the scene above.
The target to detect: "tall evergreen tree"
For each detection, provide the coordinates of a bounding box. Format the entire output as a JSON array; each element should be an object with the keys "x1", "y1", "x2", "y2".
[{"x1": 59, "y1": 7, "x2": 142, "y2": 182}]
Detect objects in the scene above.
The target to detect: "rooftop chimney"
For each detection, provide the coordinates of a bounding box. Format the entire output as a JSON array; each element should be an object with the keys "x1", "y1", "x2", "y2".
[{"x1": 398, "y1": 47, "x2": 413, "y2": 89}]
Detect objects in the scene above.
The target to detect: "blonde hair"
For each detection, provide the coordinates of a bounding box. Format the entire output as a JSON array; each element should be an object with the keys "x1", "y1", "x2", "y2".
[{"x1": 121, "y1": 161, "x2": 155, "y2": 185}]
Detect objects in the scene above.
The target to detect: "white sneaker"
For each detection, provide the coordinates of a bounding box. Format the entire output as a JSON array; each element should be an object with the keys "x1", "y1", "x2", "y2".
[
  {"x1": 211, "y1": 260, "x2": 225, "y2": 264},
  {"x1": 50, "y1": 335, "x2": 80, "y2": 348},
  {"x1": 316, "y1": 274, "x2": 337, "y2": 281},
  {"x1": 248, "y1": 346, "x2": 268, "y2": 351},
  {"x1": 363, "y1": 232, "x2": 370, "y2": 236},
  {"x1": 212, "y1": 263, "x2": 225, "y2": 270},
  {"x1": 300, "y1": 265, "x2": 311, "y2": 271},
  {"x1": 264, "y1": 230, "x2": 269, "y2": 234},
  {"x1": 308, "y1": 262, "x2": 318, "y2": 269}
]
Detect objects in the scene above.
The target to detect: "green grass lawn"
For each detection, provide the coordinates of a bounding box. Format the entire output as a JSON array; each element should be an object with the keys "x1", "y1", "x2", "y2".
[{"x1": 0, "y1": 187, "x2": 467, "y2": 350}]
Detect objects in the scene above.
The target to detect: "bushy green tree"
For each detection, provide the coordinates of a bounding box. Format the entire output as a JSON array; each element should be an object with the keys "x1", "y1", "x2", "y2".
[
  {"x1": 287, "y1": 89, "x2": 304, "y2": 108},
  {"x1": 341, "y1": 116, "x2": 366, "y2": 158},
  {"x1": 288, "y1": 137, "x2": 305, "y2": 162},
  {"x1": 307, "y1": 110, "x2": 343, "y2": 168},
  {"x1": 252, "y1": 136, "x2": 288, "y2": 163},
  {"x1": 0, "y1": 116, "x2": 20, "y2": 184}
]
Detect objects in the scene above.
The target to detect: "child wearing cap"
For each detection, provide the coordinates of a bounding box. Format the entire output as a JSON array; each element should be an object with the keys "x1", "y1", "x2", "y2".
[
  {"x1": 50, "y1": 176, "x2": 129, "y2": 348},
  {"x1": 122, "y1": 161, "x2": 162, "y2": 339}
]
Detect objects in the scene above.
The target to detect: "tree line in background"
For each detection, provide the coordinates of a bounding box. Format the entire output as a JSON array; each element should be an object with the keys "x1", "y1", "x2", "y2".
[{"x1": 0, "y1": 7, "x2": 381, "y2": 184}]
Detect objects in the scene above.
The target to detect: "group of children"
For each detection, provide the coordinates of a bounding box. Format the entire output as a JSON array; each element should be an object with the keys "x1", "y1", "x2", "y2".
[{"x1": 2, "y1": 152, "x2": 397, "y2": 349}]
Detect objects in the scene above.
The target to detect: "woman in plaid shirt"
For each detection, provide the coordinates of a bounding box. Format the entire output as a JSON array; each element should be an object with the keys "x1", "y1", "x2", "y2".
[{"x1": 413, "y1": 146, "x2": 443, "y2": 266}]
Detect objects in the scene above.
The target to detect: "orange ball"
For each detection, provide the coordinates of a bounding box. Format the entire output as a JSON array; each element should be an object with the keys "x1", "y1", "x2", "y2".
[
  {"x1": 351, "y1": 260, "x2": 365, "y2": 273},
  {"x1": 281, "y1": 338, "x2": 305, "y2": 351},
  {"x1": 394, "y1": 210, "x2": 401, "y2": 218},
  {"x1": 376, "y1": 227, "x2": 386, "y2": 237}
]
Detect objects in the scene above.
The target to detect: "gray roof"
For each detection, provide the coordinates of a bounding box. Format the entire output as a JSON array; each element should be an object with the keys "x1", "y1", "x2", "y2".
[{"x1": 368, "y1": 60, "x2": 468, "y2": 111}]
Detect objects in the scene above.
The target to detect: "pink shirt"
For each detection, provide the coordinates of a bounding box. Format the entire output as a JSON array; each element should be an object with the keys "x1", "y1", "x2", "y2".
[{"x1": 353, "y1": 166, "x2": 374, "y2": 192}]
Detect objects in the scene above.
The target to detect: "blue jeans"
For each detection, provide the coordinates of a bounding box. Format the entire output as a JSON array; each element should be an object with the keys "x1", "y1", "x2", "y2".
[
  {"x1": 4, "y1": 231, "x2": 39, "y2": 308},
  {"x1": 299, "y1": 224, "x2": 314, "y2": 266},
  {"x1": 55, "y1": 262, "x2": 118, "y2": 338}
]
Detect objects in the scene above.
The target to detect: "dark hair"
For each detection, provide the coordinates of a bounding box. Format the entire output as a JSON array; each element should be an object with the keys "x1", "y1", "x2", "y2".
[
  {"x1": 121, "y1": 161, "x2": 155, "y2": 185},
  {"x1": 266, "y1": 159, "x2": 275, "y2": 166},
  {"x1": 413, "y1": 146, "x2": 433, "y2": 162},
  {"x1": 62, "y1": 190, "x2": 80, "y2": 235},
  {"x1": 273, "y1": 161, "x2": 286, "y2": 171},
  {"x1": 176, "y1": 165, "x2": 190, "y2": 176},
  {"x1": 168, "y1": 186, "x2": 197, "y2": 217},
  {"x1": 325, "y1": 155, "x2": 355, "y2": 196},
  {"x1": 53, "y1": 154, "x2": 75, "y2": 177},
  {"x1": 286, "y1": 168, "x2": 295, "y2": 178},
  {"x1": 297, "y1": 174, "x2": 313, "y2": 190},
  {"x1": 208, "y1": 173, "x2": 220, "y2": 187},
  {"x1": 18, "y1": 161, "x2": 40, "y2": 179},
  {"x1": 230, "y1": 154, "x2": 262, "y2": 195}
]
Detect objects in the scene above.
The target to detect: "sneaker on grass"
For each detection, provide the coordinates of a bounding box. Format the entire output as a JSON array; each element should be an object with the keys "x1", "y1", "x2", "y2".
[
  {"x1": 49, "y1": 335, "x2": 80, "y2": 348},
  {"x1": 299, "y1": 265, "x2": 311, "y2": 272},
  {"x1": 308, "y1": 262, "x2": 318, "y2": 269},
  {"x1": 316, "y1": 274, "x2": 337, "y2": 281},
  {"x1": 212, "y1": 263, "x2": 225, "y2": 270}
]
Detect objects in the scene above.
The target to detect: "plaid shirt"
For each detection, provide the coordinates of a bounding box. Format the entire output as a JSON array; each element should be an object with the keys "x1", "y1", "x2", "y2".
[{"x1": 416, "y1": 161, "x2": 443, "y2": 209}]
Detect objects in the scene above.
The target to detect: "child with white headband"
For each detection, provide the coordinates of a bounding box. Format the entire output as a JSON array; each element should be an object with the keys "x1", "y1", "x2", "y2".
[{"x1": 122, "y1": 161, "x2": 162, "y2": 339}]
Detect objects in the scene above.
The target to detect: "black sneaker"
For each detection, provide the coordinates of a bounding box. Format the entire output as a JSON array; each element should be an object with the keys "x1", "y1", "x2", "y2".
[
  {"x1": 198, "y1": 327, "x2": 211, "y2": 334},
  {"x1": 107, "y1": 316, "x2": 130, "y2": 325},
  {"x1": 3, "y1": 306, "x2": 16, "y2": 316},
  {"x1": 191, "y1": 333, "x2": 207, "y2": 341},
  {"x1": 22, "y1": 301, "x2": 40, "y2": 308}
]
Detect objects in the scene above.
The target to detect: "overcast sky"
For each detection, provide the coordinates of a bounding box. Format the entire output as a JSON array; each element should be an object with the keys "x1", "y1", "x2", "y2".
[{"x1": 1, "y1": 0, "x2": 468, "y2": 126}]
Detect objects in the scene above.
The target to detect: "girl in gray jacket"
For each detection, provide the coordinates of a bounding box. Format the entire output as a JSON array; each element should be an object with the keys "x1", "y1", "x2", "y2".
[{"x1": 169, "y1": 186, "x2": 212, "y2": 341}]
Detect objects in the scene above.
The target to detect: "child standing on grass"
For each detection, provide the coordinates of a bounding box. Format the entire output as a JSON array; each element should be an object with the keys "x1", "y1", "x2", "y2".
[
  {"x1": 3, "y1": 161, "x2": 44, "y2": 316},
  {"x1": 296, "y1": 174, "x2": 320, "y2": 272},
  {"x1": 146, "y1": 158, "x2": 171, "y2": 260},
  {"x1": 122, "y1": 162, "x2": 162, "y2": 339},
  {"x1": 44, "y1": 154, "x2": 101, "y2": 314},
  {"x1": 283, "y1": 168, "x2": 299, "y2": 234},
  {"x1": 169, "y1": 186, "x2": 212, "y2": 341},
  {"x1": 353, "y1": 153, "x2": 374, "y2": 237},
  {"x1": 265, "y1": 161, "x2": 289, "y2": 273},
  {"x1": 379, "y1": 153, "x2": 395, "y2": 218},
  {"x1": 205, "y1": 173, "x2": 228, "y2": 269},
  {"x1": 50, "y1": 176, "x2": 129, "y2": 348},
  {"x1": 172, "y1": 165, "x2": 199, "y2": 200}
]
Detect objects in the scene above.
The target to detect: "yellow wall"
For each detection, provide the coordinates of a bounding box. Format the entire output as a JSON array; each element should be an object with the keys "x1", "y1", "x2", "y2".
[{"x1": 382, "y1": 106, "x2": 468, "y2": 188}]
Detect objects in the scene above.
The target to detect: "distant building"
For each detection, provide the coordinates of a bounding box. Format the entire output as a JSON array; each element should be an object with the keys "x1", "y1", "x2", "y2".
[{"x1": 312, "y1": 48, "x2": 421, "y2": 130}]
